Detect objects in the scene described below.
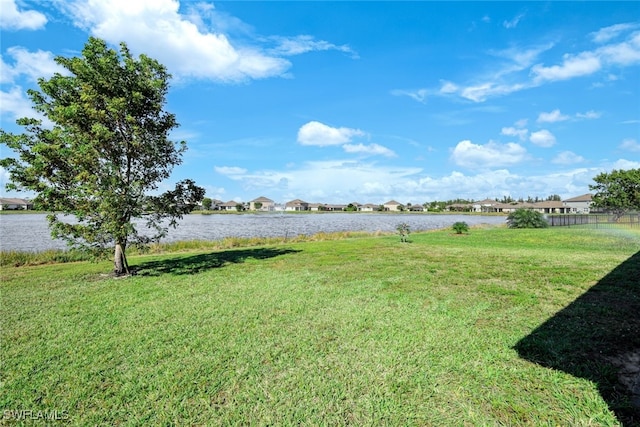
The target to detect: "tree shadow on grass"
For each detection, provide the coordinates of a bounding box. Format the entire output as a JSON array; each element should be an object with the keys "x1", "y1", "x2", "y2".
[
  {"x1": 515, "y1": 251, "x2": 640, "y2": 426},
  {"x1": 132, "y1": 247, "x2": 302, "y2": 276}
]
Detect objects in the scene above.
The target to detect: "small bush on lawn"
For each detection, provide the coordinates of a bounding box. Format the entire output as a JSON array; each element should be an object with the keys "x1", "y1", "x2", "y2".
[
  {"x1": 507, "y1": 208, "x2": 548, "y2": 228},
  {"x1": 452, "y1": 221, "x2": 470, "y2": 234},
  {"x1": 396, "y1": 222, "x2": 410, "y2": 242}
]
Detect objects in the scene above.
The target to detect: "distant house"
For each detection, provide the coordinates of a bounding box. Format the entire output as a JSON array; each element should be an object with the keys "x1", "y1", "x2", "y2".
[
  {"x1": 249, "y1": 196, "x2": 275, "y2": 211},
  {"x1": 563, "y1": 194, "x2": 593, "y2": 213},
  {"x1": 0, "y1": 198, "x2": 33, "y2": 210},
  {"x1": 211, "y1": 199, "x2": 224, "y2": 210},
  {"x1": 471, "y1": 199, "x2": 498, "y2": 213},
  {"x1": 361, "y1": 203, "x2": 379, "y2": 212},
  {"x1": 532, "y1": 200, "x2": 569, "y2": 214},
  {"x1": 285, "y1": 199, "x2": 309, "y2": 211},
  {"x1": 408, "y1": 204, "x2": 424, "y2": 212},
  {"x1": 220, "y1": 200, "x2": 241, "y2": 211},
  {"x1": 324, "y1": 204, "x2": 345, "y2": 211},
  {"x1": 492, "y1": 202, "x2": 536, "y2": 213},
  {"x1": 446, "y1": 203, "x2": 471, "y2": 212},
  {"x1": 383, "y1": 200, "x2": 403, "y2": 211},
  {"x1": 308, "y1": 203, "x2": 325, "y2": 211}
]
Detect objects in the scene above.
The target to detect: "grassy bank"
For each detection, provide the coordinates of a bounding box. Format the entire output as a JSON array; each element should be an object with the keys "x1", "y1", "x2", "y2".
[
  {"x1": 0, "y1": 231, "x2": 382, "y2": 267},
  {"x1": 2, "y1": 227, "x2": 639, "y2": 425}
]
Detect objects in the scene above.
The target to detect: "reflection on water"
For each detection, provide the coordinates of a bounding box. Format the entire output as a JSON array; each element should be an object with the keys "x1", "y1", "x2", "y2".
[{"x1": 0, "y1": 213, "x2": 505, "y2": 252}]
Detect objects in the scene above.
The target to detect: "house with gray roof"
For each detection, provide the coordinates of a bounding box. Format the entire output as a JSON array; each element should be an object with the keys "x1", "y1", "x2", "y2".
[
  {"x1": 361, "y1": 203, "x2": 379, "y2": 212},
  {"x1": 532, "y1": 200, "x2": 569, "y2": 214},
  {"x1": 0, "y1": 198, "x2": 33, "y2": 210},
  {"x1": 563, "y1": 194, "x2": 593, "y2": 214}
]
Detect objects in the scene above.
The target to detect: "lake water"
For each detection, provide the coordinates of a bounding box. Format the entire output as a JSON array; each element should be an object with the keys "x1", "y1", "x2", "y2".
[{"x1": 0, "y1": 213, "x2": 506, "y2": 252}]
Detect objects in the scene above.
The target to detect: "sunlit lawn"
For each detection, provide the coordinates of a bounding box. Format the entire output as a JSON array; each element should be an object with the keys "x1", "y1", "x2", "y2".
[{"x1": 2, "y1": 226, "x2": 638, "y2": 425}]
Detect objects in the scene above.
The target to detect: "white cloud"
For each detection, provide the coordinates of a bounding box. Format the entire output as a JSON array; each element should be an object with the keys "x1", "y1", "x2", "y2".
[
  {"x1": 529, "y1": 129, "x2": 556, "y2": 147},
  {"x1": 0, "y1": 86, "x2": 41, "y2": 123},
  {"x1": 537, "y1": 109, "x2": 570, "y2": 123},
  {"x1": 209, "y1": 159, "x2": 628, "y2": 204},
  {"x1": 503, "y1": 12, "x2": 525, "y2": 29},
  {"x1": 170, "y1": 128, "x2": 200, "y2": 142},
  {"x1": 214, "y1": 166, "x2": 248, "y2": 175},
  {"x1": 425, "y1": 22, "x2": 639, "y2": 103},
  {"x1": 460, "y1": 82, "x2": 528, "y2": 103},
  {"x1": 0, "y1": 0, "x2": 47, "y2": 30},
  {"x1": 407, "y1": 44, "x2": 553, "y2": 103},
  {"x1": 450, "y1": 140, "x2": 528, "y2": 169},
  {"x1": 268, "y1": 35, "x2": 357, "y2": 58},
  {"x1": 342, "y1": 143, "x2": 396, "y2": 157},
  {"x1": 532, "y1": 52, "x2": 601, "y2": 82},
  {"x1": 575, "y1": 110, "x2": 602, "y2": 120},
  {"x1": 534, "y1": 109, "x2": 601, "y2": 123},
  {"x1": 202, "y1": 185, "x2": 226, "y2": 201},
  {"x1": 395, "y1": 44, "x2": 551, "y2": 103},
  {"x1": 439, "y1": 81, "x2": 458, "y2": 94},
  {"x1": 0, "y1": 47, "x2": 68, "y2": 123},
  {"x1": 405, "y1": 167, "x2": 601, "y2": 203},
  {"x1": 591, "y1": 23, "x2": 639, "y2": 44},
  {"x1": 0, "y1": 56, "x2": 14, "y2": 84},
  {"x1": 391, "y1": 88, "x2": 428, "y2": 103},
  {"x1": 297, "y1": 121, "x2": 366, "y2": 147},
  {"x1": 297, "y1": 122, "x2": 390, "y2": 157},
  {"x1": 552, "y1": 151, "x2": 586, "y2": 165},
  {"x1": 533, "y1": 28, "x2": 640, "y2": 82},
  {"x1": 412, "y1": 169, "x2": 527, "y2": 201},
  {"x1": 0, "y1": 165, "x2": 34, "y2": 199},
  {"x1": 0, "y1": 166, "x2": 12, "y2": 187},
  {"x1": 60, "y1": 0, "x2": 290, "y2": 82},
  {"x1": 597, "y1": 31, "x2": 640, "y2": 66},
  {"x1": 217, "y1": 159, "x2": 422, "y2": 202},
  {"x1": 1, "y1": 47, "x2": 67, "y2": 84},
  {"x1": 612, "y1": 159, "x2": 640, "y2": 170},
  {"x1": 619, "y1": 138, "x2": 640, "y2": 152},
  {"x1": 501, "y1": 127, "x2": 528, "y2": 141},
  {"x1": 492, "y1": 43, "x2": 556, "y2": 76}
]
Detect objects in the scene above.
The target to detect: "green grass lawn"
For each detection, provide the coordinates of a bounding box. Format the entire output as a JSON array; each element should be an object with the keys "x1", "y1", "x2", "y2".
[{"x1": 2, "y1": 227, "x2": 639, "y2": 425}]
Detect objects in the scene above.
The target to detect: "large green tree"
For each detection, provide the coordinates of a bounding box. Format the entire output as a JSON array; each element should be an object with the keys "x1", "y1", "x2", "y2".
[
  {"x1": 201, "y1": 197, "x2": 213, "y2": 211},
  {"x1": 0, "y1": 37, "x2": 204, "y2": 275},
  {"x1": 590, "y1": 168, "x2": 640, "y2": 219}
]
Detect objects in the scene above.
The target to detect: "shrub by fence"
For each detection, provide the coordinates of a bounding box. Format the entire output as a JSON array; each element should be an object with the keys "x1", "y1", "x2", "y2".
[{"x1": 547, "y1": 213, "x2": 640, "y2": 229}]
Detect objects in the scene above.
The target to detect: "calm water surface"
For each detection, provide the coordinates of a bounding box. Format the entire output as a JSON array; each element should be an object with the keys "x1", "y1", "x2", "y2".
[{"x1": 0, "y1": 213, "x2": 505, "y2": 252}]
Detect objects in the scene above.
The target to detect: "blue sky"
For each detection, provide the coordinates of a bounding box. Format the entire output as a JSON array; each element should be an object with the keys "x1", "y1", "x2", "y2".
[{"x1": 1, "y1": 1, "x2": 639, "y2": 205}]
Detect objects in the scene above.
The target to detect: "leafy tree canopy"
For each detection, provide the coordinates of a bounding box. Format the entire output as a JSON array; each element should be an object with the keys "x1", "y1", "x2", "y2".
[
  {"x1": 202, "y1": 197, "x2": 213, "y2": 210},
  {"x1": 590, "y1": 169, "x2": 640, "y2": 217},
  {"x1": 0, "y1": 37, "x2": 204, "y2": 275}
]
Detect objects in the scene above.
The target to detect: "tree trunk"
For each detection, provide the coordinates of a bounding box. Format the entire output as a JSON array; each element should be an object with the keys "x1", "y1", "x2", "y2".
[{"x1": 114, "y1": 242, "x2": 129, "y2": 276}]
